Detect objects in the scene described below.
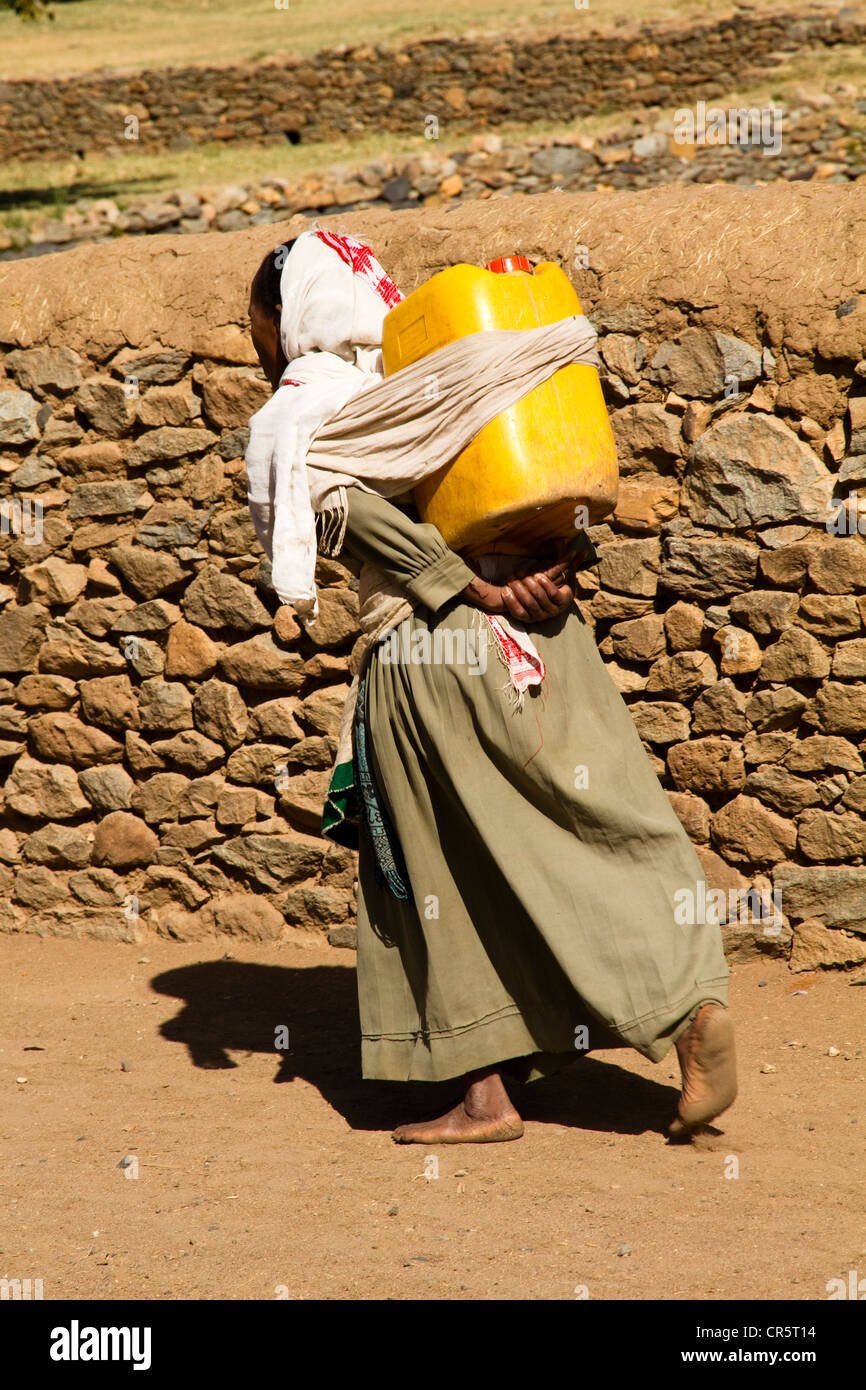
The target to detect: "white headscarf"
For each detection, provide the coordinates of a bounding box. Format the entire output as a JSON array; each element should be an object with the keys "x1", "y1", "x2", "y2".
[
  {"x1": 245, "y1": 228, "x2": 403, "y2": 617},
  {"x1": 278, "y1": 227, "x2": 402, "y2": 369}
]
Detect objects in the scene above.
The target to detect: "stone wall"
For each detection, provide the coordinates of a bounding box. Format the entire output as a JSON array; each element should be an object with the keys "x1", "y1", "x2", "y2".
[
  {"x1": 1, "y1": 181, "x2": 866, "y2": 970},
  {"x1": 1, "y1": 5, "x2": 864, "y2": 164}
]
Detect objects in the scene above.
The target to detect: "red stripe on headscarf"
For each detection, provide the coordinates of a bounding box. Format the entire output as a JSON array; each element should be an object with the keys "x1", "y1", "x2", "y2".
[{"x1": 314, "y1": 230, "x2": 404, "y2": 309}]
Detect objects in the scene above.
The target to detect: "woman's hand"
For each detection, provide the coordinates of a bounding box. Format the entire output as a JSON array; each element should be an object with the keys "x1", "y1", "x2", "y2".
[
  {"x1": 463, "y1": 542, "x2": 577, "y2": 624},
  {"x1": 501, "y1": 565, "x2": 575, "y2": 623}
]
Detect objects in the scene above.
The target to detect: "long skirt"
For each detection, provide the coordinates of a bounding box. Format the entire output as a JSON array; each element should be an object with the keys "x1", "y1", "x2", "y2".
[{"x1": 355, "y1": 599, "x2": 729, "y2": 1083}]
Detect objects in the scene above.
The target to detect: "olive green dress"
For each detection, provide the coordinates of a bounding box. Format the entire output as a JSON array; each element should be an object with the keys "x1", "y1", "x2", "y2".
[{"x1": 338, "y1": 487, "x2": 730, "y2": 1085}]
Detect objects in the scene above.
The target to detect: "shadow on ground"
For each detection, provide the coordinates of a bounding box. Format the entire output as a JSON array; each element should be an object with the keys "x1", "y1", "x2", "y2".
[
  {"x1": 151, "y1": 959, "x2": 681, "y2": 1138},
  {"x1": 0, "y1": 180, "x2": 165, "y2": 213}
]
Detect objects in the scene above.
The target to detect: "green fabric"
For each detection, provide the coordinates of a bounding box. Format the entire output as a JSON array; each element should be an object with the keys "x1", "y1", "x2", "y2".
[
  {"x1": 338, "y1": 489, "x2": 478, "y2": 602},
  {"x1": 354, "y1": 672, "x2": 411, "y2": 899},
  {"x1": 321, "y1": 492, "x2": 476, "y2": 852},
  {"x1": 321, "y1": 757, "x2": 358, "y2": 851},
  {"x1": 338, "y1": 490, "x2": 730, "y2": 1085},
  {"x1": 320, "y1": 489, "x2": 597, "y2": 855}
]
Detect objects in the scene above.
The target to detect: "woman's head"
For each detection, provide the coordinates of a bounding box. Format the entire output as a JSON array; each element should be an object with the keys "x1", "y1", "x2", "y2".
[
  {"x1": 248, "y1": 239, "x2": 297, "y2": 390},
  {"x1": 248, "y1": 229, "x2": 401, "y2": 385}
]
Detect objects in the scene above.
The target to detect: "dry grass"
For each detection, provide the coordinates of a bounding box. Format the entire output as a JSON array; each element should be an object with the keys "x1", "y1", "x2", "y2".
[
  {"x1": 2, "y1": 32, "x2": 864, "y2": 234},
  {"x1": 1, "y1": 3, "x2": 864, "y2": 235},
  {"x1": 0, "y1": 0, "x2": 852, "y2": 83}
]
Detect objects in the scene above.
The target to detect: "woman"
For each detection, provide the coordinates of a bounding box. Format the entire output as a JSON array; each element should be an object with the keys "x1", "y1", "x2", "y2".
[{"x1": 246, "y1": 230, "x2": 737, "y2": 1145}]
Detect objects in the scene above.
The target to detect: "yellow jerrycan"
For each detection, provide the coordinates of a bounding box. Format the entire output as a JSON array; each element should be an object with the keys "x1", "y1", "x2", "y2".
[{"x1": 381, "y1": 254, "x2": 618, "y2": 555}]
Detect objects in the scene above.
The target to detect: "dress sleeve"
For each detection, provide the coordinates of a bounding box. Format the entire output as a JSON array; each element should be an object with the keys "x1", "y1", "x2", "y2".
[{"x1": 338, "y1": 486, "x2": 476, "y2": 613}]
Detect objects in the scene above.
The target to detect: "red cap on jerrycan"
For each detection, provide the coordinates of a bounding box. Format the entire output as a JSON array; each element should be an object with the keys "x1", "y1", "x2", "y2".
[{"x1": 486, "y1": 255, "x2": 532, "y2": 274}]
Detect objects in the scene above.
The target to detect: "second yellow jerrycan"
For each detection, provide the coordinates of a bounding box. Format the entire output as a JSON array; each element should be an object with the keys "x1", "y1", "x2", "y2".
[{"x1": 381, "y1": 254, "x2": 619, "y2": 556}]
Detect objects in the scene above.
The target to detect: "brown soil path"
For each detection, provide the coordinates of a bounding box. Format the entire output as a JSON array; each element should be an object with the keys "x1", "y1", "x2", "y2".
[{"x1": 1, "y1": 936, "x2": 863, "y2": 1301}]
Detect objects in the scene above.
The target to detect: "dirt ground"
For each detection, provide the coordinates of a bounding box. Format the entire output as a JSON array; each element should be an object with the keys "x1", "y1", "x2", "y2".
[{"x1": 1, "y1": 934, "x2": 863, "y2": 1302}]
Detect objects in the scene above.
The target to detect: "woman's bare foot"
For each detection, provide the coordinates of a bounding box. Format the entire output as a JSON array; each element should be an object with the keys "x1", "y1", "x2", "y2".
[
  {"x1": 668, "y1": 1002, "x2": 737, "y2": 1141},
  {"x1": 392, "y1": 1068, "x2": 524, "y2": 1145}
]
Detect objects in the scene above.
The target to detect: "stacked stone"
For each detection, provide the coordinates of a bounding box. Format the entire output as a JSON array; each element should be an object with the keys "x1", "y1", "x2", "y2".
[
  {"x1": 0, "y1": 347, "x2": 359, "y2": 945},
  {"x1": 0, "y1": 5, "x2": 864, "y2": 164},
  {"x1": 582, "y1": 310, "x2": 866, "y2": 972},
  {"x1": 7, "y1": 90, "x2": 866, "y2": 259},
  {"x1": 1, "y1": 294, "x2": 866, "y2": 968}
]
